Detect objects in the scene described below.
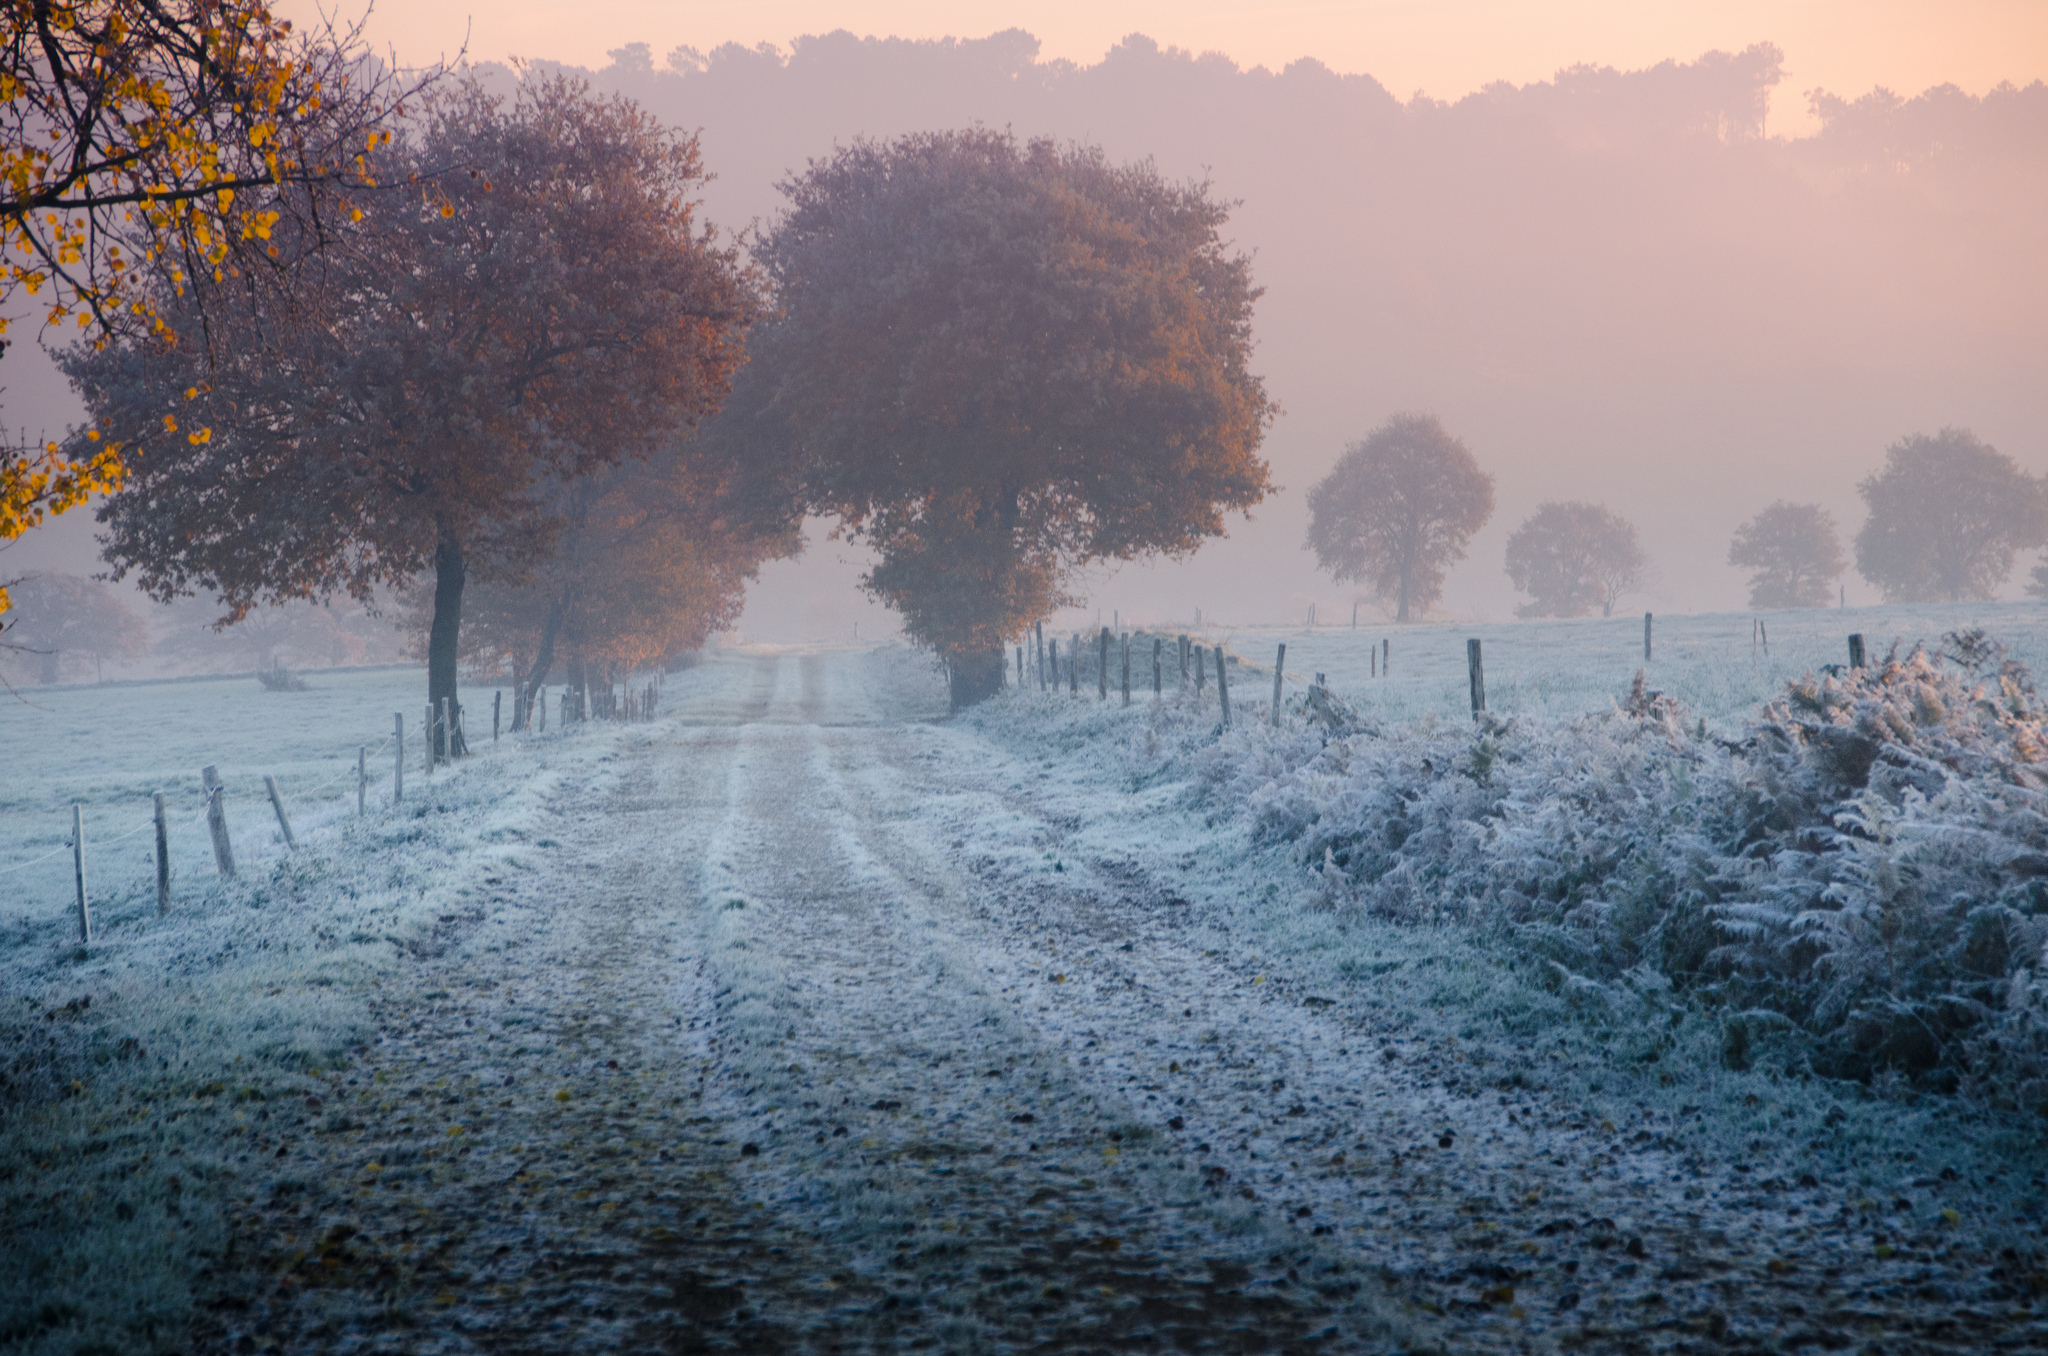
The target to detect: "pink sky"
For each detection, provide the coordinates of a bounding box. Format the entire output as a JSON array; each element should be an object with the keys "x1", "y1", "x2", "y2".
[{"x1": 292, "y1": 0, "x2": 2045, "y2": 134}]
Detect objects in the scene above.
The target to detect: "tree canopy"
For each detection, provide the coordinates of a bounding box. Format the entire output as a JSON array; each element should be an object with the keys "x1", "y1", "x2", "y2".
[
  {"x1": 1728, "y1": 500, "x2": 1846, "y2": 609},
  {"x1": 1853, "y1": 428, "x2": 2047, "y2": 603},
  {"x1": 0, "y1": 0, "x2": 432, "y2": 592},
  {"x1": 731, "y1": 128, "x2": 1274, "y2": 705},
  {"x1": 1303, "y1": 413, "x2": 1494, "y2": 623},
  {"x1": 63, "y1": 75, "x2": 759, "y2": 737},
  {"x1": 1504, "y1": 500, "x2": 1647, "y2": 618}
]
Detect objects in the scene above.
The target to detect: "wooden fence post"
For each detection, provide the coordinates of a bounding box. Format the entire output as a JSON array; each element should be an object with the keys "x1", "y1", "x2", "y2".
[
  {"x1": 357, "y1": 745, "x2": 367, "y2": 817},
  {"x1": 1467, "y1": 638, "x2": 1486, "y2": 717},
  {"x1": 1017, "y1": 645, "x2": 1025, "y2": 687},
  {"x1": 1098, "y1": 627, "x2": 1110, "y2": 701},
  {"x1": 72, "y1": 803, "x2": 91, "y2": 944},
  {"x1": 1383, "y1": 637, "x2": 1390, "y2": 676},
  {"x1": 1644, "y1": 612, "x2": 1653, "y2": 662},
  {"x1": 1178, "y1": 634, "x2": 1188, "y2": 688},
  {"x1": 1761, "y1": 620, "x2": 1768, "y2": 654},
  {"x1": 1271, "y1": 643, "x2": 1286, "y2": 725},
  {"x1": 263, "y1": 775, "x2": 297, "y2": 849},
  {"x1": 154, "y1": 791, "x2": 170, "y2": 914},
  {"x1": 441, "y1": 697, "x2": 453, "y2": 759},
  {"x1": 1194, "y1": 644, "x2": 1205, "y2": 693},
  {"x1": 1352, "y1": 600, "x2": 1358, "y2": 629},
  {"x1": 1215, "y1": 646, "x2": 1231, "y2": 728},
  {"x1": 1849, "y1": 633, "x2": 1866, "y2": 669},
  {"x1": 1121, "y1": 634, "x2": 1131, "y2": 705},
  {"x1": 425, "y1": 703, "x2": 437, "y2": 775},
  {"x1": 393, "y1": 713, "x2": 404, "y2": 803},
  {"x1": 494, "y1": 690, "x2": 502, "y2": 744},
  {"x1": 1153, "y1": 638, "x2": 1162, "y2": 695},
  {"x1": 1036, "y1": 621, "x2": 1045, "y2": 689},
  {"x1": 202, "y1": 764, "x2": 236, "y2": 877}
]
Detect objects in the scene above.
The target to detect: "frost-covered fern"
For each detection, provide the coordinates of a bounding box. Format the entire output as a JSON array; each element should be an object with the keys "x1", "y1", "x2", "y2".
[{"x1": 1182, "y1": 644, "x2": 2048, "y2": 1107}]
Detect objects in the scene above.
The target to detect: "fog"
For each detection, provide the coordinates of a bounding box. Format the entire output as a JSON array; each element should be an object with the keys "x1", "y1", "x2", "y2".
[{"x1": 6, "y1": 29, "x2": 2044, "y2": 650}]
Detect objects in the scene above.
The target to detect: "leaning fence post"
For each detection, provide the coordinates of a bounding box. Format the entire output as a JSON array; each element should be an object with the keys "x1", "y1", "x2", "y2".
[
  {"x1": 154, "y1": 791, "x2": 170, "y2": 914},
  {"x1": 1644, "y1": 612, "x2": 1653, "y2": 662},
  {"x1": 1848, "y1": 633, "x2": 1866, "y2": 669},
  {"x1": 1467, "y1": 638, "x2": 1486, "y2": 717},
  {"x1": 1271, "y1": 643, "x2": 1286, "y2": 726},
  {"x1": 72, "y1": 803, "x2": 91, "y2": 944},
  {"x1": 202, "y1": 764, "x2": 236, "y2": 877},
  {"x1": 1215, "y1": 646, "x2": 1231, "y2": 728},
  {"x1": 263, "y1": 775, "x2": 297, "y2": 848}
]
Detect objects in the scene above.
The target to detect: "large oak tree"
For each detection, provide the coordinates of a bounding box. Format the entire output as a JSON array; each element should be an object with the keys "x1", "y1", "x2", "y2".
[
  {"x1": 63, "y1": 75, "x2": 758, "y2": 746},
  {"x1": 732, "y1": 129, "x2": 1274, "y2": 707},
  {"x1": 1304, "y1": 413, "x2": 1494, "y2": 622}
]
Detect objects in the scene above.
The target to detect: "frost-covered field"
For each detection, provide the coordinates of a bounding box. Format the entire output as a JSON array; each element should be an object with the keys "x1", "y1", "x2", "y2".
[
  {"x1": 1198, "y1": 600, "x2": 2048, "y2": 728},
  {"x1": 4, "y1": 635, "x2": 2046, "y2": 1354}
]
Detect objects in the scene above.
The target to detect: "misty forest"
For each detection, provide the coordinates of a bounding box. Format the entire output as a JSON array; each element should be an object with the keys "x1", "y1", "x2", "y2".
[{"x1": 2, "y1": 5, "x2": 2047, "y2": 1353}]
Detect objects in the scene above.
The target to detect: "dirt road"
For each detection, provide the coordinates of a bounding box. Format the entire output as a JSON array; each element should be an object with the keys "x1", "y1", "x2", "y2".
[{"x1": 198, "y1": 647, "x2": 2041, "y2": 1354}]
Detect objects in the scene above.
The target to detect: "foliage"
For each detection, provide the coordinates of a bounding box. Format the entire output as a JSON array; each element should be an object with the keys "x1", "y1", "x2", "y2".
[
  {"x1": 1728, "y1": 500, "x2": 1846, "y2": 609},
  {"x1": 1188, "y1": 639, "x2": 2048, "y2": 1106},
  {"x1": 152, "y1": 595, "x2": 399, "y2": 673},
  {"x1": 735, "y1": 128, "x2": 1274, "y2": 707},
  {"x1": 1303, "y1": 413, "x2": 1494, "y2": 624},
  {"x1": 1504, "y1": 500, "x2": 1647, "y2": 619},
  {"x1": 0, "y1": 569, "x2": 146, "y2": 680},
  {"x1": 62, "y1": 74, "x2": 759, "y2": 730},
  {"x1": 400, "y1": 440, "x2": 798, "y2": 713},
  {"x1": 1854, "y1": 428, "x2": 2048, "y2": 603},
  {"x1": 0, "y1": 0, "x2": 434, "y2": 586}
]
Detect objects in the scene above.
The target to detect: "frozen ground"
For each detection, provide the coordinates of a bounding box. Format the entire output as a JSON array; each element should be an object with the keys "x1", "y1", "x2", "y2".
[{"x1": 3, "y1": 637, "x2": 2046, "y2": 1354}]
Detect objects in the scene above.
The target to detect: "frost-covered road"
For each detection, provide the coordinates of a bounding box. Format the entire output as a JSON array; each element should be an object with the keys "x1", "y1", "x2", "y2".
[{"x1": 201, "y1": 647, "x2": 2040, "y2": 1354}]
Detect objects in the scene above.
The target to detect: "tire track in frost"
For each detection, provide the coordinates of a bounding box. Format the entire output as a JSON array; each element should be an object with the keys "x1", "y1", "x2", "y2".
[
  {"x1": 688, "y1": 706, "x2": 1407, "y2": 1351},
  {"x1": 196, "y1": 720, "x2": 836, "y2": 1355},
  {"x1": 835, "y1": 714, "x2": 2040, "y2": 1354}
]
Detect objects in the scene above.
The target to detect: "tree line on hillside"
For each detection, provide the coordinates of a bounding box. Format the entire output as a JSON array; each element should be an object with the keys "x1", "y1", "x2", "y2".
[{"x1": 1306, "y1": 418, "x2": 2048, "y2": 621}]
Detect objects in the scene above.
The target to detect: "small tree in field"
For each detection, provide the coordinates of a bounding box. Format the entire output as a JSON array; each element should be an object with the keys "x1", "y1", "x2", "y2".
[
  {"x1": 0, "y1": 573, "x2": 148, "y2": 682},
  {"x1": 1729, "y1": 501, "x2": 1847, "y2": 608},
  {"x1": 65, "y1": 77, "x2": 758, "y2": 752},
  {"x1": 732, "y1": 129, "x2": 1274, "y2": 708},
  {"x1": 1505, "y1": 501, "x2": 1647, "y2": 618},
  {"x1": 1304, "y1": 414, "x2": 1494, "y2": 623},
  {"x1": 1854, "y1": 428, "x2": 2047, "y2": 602}
]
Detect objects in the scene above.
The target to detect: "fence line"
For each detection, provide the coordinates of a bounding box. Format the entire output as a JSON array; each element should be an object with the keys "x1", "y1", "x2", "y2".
[{"x1": 2, "y1": 673, "x2": 667, "y2": 940}]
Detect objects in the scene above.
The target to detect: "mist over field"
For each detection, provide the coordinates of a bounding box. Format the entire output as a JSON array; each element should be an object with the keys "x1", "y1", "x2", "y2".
[
  {"x1": 5, "y1": 28, "x2": 2043, "y2": 660},
  {"x1": 529, "y1": 32, "x2": 2047, "y2": 639}
]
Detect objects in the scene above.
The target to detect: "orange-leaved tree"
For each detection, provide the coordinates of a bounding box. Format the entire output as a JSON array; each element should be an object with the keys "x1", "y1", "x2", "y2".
[
  {"x1": 0, "y1": 0, "x2": 432, "y2": 603},
  {"x1": 731, "y1": 129, "x2": 1274, "y2": 707},
  {"x1": 62, "y1": 75, "x2": 759, "y2": 749}
]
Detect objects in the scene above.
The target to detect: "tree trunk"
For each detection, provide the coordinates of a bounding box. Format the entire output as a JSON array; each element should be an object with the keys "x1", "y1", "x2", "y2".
[
  {"x1": 427, "y1": 533, "x2": 466, "y2": 759},
  {"x1": 519, "y1": 593, "x2": 569, "y2": 729},
  {"x1": 946, "y1": 646, "x2": 1006, "y2": 710}
]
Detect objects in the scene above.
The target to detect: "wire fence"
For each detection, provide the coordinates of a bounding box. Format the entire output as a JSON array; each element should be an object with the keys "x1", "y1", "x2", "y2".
[{"x1": 2, "y1": 673, "x2": 665, "y2": 944}]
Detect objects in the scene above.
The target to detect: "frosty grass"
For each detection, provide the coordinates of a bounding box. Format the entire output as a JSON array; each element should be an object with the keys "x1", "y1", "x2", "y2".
[{"x1": 3, "y1": 604, "x2": 2047, "y2": 1350}]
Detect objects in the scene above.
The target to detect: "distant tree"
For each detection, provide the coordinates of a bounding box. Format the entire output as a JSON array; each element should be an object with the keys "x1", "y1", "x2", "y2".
[
  {"x1": 63, "y1": 76, "x2": 758, "y2": 753},
  {"x1": 2027, "y1": 561, "x2": 2048, "y2": 601},
  {"x1": 153, "y1": 597, "x2": 401, "y2": 674},
  {"x1": 1304, "y1": 414, "x2": 1494, "y2": 623},
  {"x1": 1728, "y1": 501, "x2": 1847, "y2": 608},
  {"x1": 1854, "y1": 428, "x2": 2048, "y2": 602},
  {"x1": 0, "y1": 573, "x2": 148, "y2": 682},
  {"x1": 0, "y1": 0, "x2": 434, "y2": 600},
  {"x1": 731, "y1": 129, "x2": 1274, "y2": 707},
  {"x1": 401, "y1": 440, "x2": 797, "y2": 724},
  {"x1": 1505, "y1": 501, "x2": 1648, "y2": 618}
]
